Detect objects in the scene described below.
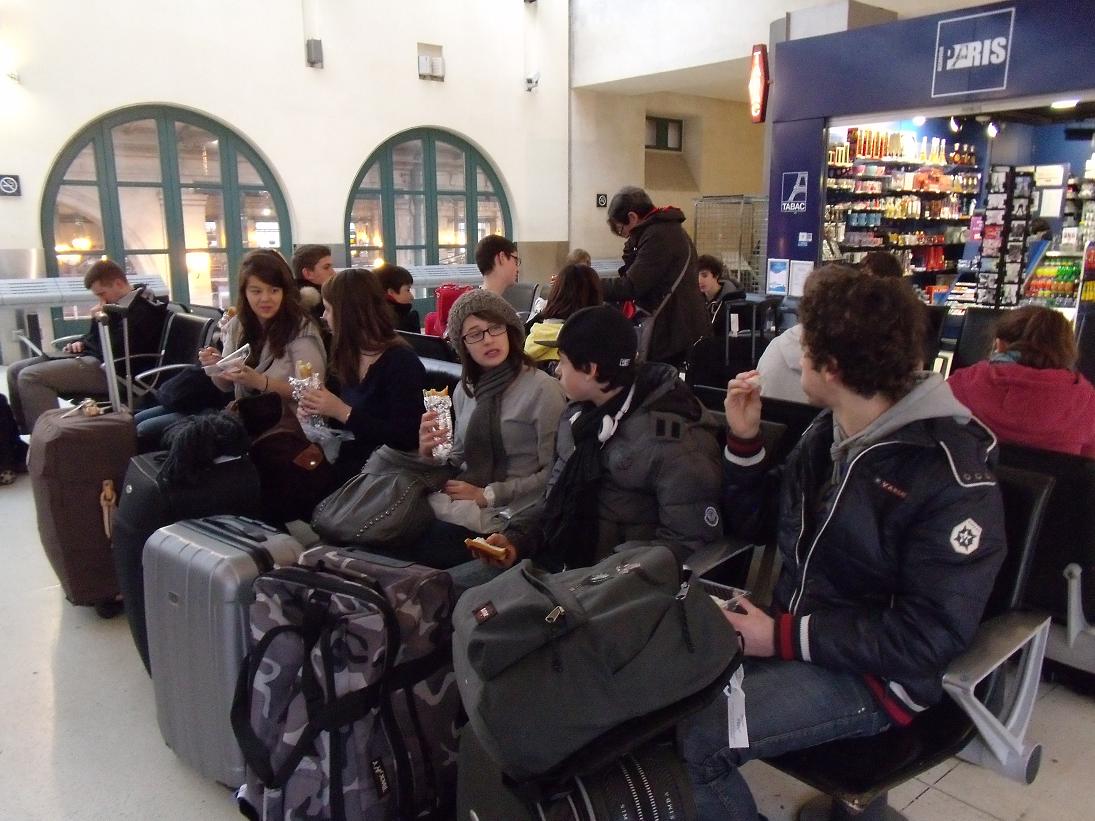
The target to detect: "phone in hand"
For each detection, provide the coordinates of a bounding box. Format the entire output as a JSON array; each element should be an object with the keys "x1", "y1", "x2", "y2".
[
  {"x1": 464, "y1": 537, "x2": 509, "y2": 561},
  {"x1": 699, "y1": 579, "x2": 751, "y2": 614}
]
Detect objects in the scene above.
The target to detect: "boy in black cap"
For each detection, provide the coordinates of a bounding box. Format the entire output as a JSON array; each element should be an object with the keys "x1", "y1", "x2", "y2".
[{"x1": 476, "y1": 304, "x2": 724, "y2": 572}]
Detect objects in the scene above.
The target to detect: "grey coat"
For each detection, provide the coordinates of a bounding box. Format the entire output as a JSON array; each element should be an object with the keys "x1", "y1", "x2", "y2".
[{"x1": 507, "y1": 363, "x2": 725, "y2": 567}]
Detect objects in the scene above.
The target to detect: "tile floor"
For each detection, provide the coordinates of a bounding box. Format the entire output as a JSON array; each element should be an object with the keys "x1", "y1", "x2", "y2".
[{"x1": 1, "y1": 373, "x2": 1092, "y2": 819}]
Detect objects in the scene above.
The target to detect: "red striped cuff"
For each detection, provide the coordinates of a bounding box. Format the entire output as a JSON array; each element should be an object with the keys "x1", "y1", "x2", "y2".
[{"x1": 726, "y1": 431, "x2": 765, "y2": 459}]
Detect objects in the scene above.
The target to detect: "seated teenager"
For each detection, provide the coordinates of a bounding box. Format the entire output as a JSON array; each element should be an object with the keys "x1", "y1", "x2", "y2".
[
  {"x1": 413, "y1": 290, "x2": 566, "y2": 568},
  {"x1": 136, "y1": 250, "x2": 325, "y2": 450},
  {"x1": 465, "y1": 304, "x2": 724, "y2": 579},
  {"x1": 524, "y1": 262, "x2": 603, "y2": 366},
  {"x1": 697, "y1": 254, "x2": 745, "y2": 328},
  {"x1": 948, "y1": 305, "x2": 1095, "y2": 457},
  {"x1": 296, "y1": 269, "x2": 425, "y2": 481},
  {"x1": 678, "y1": 265, "x2": 1005, "y2": 820},
  {"x1": 291, "y1": 243, "x2": 334, "y2": 322},
  {"x1": 7, "y1": 259, "x2": 167, "y2": 434},
  {"x1": 374, "y1": 262, "x2": 421, "y2": 333}
]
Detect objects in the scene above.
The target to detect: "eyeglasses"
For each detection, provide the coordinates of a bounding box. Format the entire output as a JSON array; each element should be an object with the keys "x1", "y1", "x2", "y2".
[
  {"x1": 462, "y1": 322, "x2": 508, "y2": 345},
  {"x1": 508, "y1": 253, "x2": 521, "y2": 265}
]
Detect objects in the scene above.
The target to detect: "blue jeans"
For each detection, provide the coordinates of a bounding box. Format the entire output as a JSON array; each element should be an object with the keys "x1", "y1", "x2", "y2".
[
  {"x1": 134, "y1": 405, "x2": 188, "y2": 452},
  {"x1": 678, "y1": 658, "x2": 892, "y2": 820}
]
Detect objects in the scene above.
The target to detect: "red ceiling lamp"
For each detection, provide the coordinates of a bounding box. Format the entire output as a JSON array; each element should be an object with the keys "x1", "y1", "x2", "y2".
[{"x1": 748, "y1": 44, "x2": 770, "y2": 123}]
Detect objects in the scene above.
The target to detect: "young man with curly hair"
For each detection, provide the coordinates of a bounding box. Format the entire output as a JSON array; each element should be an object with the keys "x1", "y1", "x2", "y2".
[{"x1": 679, "y1": 264, "x2": 1006, "y2": 819}]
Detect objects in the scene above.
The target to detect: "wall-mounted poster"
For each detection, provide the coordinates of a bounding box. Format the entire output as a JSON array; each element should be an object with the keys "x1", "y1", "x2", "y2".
[
  {"x1": 767, "y1": 258, "x2": 789, "y2": 295},
  {"x1": 789, "y1": 259, "x2": 813, "y2": 297}
]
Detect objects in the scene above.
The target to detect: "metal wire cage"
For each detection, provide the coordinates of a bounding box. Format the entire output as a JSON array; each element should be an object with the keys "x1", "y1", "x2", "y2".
[{"x1": 693, "y1": 195, "x2": 769, "y2": 293}]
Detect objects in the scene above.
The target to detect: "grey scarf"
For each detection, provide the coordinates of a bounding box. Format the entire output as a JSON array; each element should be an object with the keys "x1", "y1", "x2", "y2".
[{"x1": 460, "y1": 362, "x2": 518, "y2": 488}]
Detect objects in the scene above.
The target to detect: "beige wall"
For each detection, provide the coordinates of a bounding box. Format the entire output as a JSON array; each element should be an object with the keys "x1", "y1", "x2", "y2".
[{"x1": 569, "y1": 89, "x2": 766, "y2": 257}]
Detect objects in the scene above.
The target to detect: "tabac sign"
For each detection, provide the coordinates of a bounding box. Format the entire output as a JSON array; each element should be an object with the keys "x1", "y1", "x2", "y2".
[{"x1": 932, "y1": 7, "x2": 1014, "y2": 98}]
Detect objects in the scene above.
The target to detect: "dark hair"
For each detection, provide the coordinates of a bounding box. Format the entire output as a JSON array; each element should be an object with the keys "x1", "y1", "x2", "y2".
[
  {"x1": 83, "y1": 258, "x2": 127, "y2": 289},
  {"x1": 236, "y1": 249, "x2": 313, "y2": 365},
  {"x1": 373, "y1": 263, "x2": 413, "y2": 293},
  {"x1": 540, "y1": 264, "x2": 603, "y2": 321},
  {"x1": 321, "y1": 269, "x2": 404, "y2": 388},
  {"x1": 696, "y1": 254, "x2": 725, "y2": 280},
  {"x1": 607, "y1": 186, "x2": 654, "y2": 225},
  {"x1": 859, "y1": 251, "x2": 904, "y2": 280},
  {"x1": 800, "y1": 264, "x2": 924, "y2": 402},
  {"x1": 474, "y1": 235, "x2": 517, "y2": 275},
  {"x1": 456, "y1": 307, "x2": 534, "y2": 392},
  {"x1": 290, "y1": 244, "x2": 331, "y2": 284},
  {"x1": 994, "y1": 305, "x2": 1077, "y2": 370}
]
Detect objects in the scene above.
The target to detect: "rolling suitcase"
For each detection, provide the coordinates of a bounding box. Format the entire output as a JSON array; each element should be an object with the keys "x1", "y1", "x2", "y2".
[
  {"x1": 112, "y1": 452, "x2": 262, "y2": 673},
  {"x1": 29, "y1": 307, "x2": 136, "y2": 612},
  {"x1": 232, "y1": 548, "x2": 460, "y2": 820},
  {"x1": 144, "y1": 516, "x2": 304, "y2": 787}
]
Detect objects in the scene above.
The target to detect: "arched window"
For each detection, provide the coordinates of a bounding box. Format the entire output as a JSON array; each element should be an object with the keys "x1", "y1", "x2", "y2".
[
  {"x1": 345, "y1": 129, "x2": 511, "y2": 268},
  {"x1": 42, "y1": 106, "x2": 291, "y2": 322}
]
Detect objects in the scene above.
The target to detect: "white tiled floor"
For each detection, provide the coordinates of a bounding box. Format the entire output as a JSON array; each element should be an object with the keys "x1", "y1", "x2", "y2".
[{"x1": 2, "y1": 374, "x2": 1093, "y2": 820}]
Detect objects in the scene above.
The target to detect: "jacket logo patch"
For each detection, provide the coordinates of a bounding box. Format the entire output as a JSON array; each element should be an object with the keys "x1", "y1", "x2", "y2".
[
  {"x1": 473, "y1": 602, "x2": 497, "y2": 624},
  {"x1": 950, "y1": 518, "x2": 983, "y2": 554},
  {"x1": 704, "y1": 506, "x2": 720, "y2": 528},
  {"x1": 370, "y1": 757, "x2": 390, "y2": 797},
  {"x1": 873, "y1": 476, "x2": 908, "y2": 499}
]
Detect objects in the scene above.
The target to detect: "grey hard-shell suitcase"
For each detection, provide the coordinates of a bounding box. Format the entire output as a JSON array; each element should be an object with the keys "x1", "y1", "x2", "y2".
[{"x1": 144, "y1": 516, "x2": 304, "y2": 787}]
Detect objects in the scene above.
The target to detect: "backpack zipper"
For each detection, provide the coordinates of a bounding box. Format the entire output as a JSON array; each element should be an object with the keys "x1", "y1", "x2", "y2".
[
  {"x1": 629, "y1": 753, "x2": 660, "y2": 821},
  {"x1": 545, "y1": 605, "x2": 565, "y2": 672}
]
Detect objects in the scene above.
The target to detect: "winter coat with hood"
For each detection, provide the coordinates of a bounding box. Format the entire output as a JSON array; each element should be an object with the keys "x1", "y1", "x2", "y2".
[
  {"x1": 756, "y1": 323, "x2": 809, "y2": 404},
  {"x1": 722, "y1": 374, "x2": 1005, "y2": 725},
  {"x1": 707, "y1": 280, "x2": 747, "y2": 330},
  {"x1": 506, "y1": 362, "x2": 725, "y2": 569},
  {"x1": 948, "y1": 358, "x2": 1095, "y2": 458},
  {"x1": 601, "y1": 207, "x2": 711, "y2": 363}
]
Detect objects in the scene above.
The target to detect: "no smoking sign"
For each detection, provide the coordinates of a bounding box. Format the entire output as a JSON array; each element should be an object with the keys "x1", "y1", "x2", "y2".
[{"x1": 0, "y1": 175, "x2": 21, "y2": 197}]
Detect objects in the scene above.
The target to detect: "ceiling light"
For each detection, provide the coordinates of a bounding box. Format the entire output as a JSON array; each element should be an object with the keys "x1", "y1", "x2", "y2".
[
  {"x1": 949, "y1": 116, "x2": 960, "y2": 133},
  {"x1": 1051, "y1": 99, "x2": 1079, "y2": 110},
  {"x1": 986, "y1": 121, "x2": 999, "y2": 139},
  {"x1": 912, "y1": 116, "x2": 926, "y2": 127}
]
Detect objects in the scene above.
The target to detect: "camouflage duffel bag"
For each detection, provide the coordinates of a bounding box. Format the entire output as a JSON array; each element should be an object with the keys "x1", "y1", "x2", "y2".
[{"x1": 231, "y1": 548, "x2": 460, "y2": 820}]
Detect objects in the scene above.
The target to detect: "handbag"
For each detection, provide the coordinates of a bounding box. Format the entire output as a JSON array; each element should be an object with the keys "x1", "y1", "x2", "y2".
[
  {"x1": 634, "y1": 245, "x2": 693, "y2": 364},
  {"x1": 311, "y1": 445, "x2": 453, "y2": 547},
  {"x1": 229, "y1": 392, "x2": 337, "y2": 524},
  {"x1": 452, "y1": 543, "x2": 742, "y2": 781}
]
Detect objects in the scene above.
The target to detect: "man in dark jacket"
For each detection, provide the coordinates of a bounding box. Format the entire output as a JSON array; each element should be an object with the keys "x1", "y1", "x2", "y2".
[
  {"x1": 679, "y1": 265, "x2": 1005, "y2": 820},
  {"x1": 601, "y1": 186, "x2": 710, "y2": 367},
  {"x1": 473, "y1": 305, "x2": 724, "y2": 574},
  {"x1": 7, "y1": 259, "x2": 167, "y2": 433}
]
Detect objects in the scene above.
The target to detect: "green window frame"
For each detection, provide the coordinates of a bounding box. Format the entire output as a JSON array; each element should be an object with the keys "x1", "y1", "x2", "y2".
[
  {"x1": 41, "y1": 105, "x2": 291, "y2": 335},
  {"x1": 345, "y1": 128, "x2": 512, "y2": 269},
  {"x1": 645, "y1": 116, "x2": 684, "y2": 152}
]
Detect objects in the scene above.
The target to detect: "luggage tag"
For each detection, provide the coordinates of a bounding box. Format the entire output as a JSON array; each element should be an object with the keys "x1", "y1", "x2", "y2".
[{"x1": 724, "y1": 666, "x2": 749, "y2": 749}]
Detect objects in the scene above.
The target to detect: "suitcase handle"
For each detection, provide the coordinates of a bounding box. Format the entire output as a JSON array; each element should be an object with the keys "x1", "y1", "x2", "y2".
[{"x1": 205, "y1": 516, "x2": 269, "y2": 543}]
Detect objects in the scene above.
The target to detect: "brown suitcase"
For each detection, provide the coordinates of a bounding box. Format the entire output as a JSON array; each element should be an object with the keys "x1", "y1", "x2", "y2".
[
  {"x1": 28, "y1": 305, "x2": 138, "y2": 610},
  {"x1": 30, "y1": 409, "x2": 136, "y2": 607}
]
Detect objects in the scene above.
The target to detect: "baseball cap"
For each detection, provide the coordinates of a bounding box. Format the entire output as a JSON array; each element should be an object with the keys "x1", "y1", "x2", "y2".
[{"x1": 542, "y1": 305, "x2": 636, "y2": 369}]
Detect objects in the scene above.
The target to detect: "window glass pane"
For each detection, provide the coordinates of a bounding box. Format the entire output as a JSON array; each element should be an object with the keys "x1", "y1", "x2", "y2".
[
  {"x1": 477, "y1": 196, "x2": 504, "y2": 240},
  {"x1": 439, "y1": 248, "x2": 467, "y2": 265},
  {"x1": 350, "y1": 248, "x2": 385, "y2": 268},
  {"x1": 181, "y1": 188, "x2": 226, "y2": 249},
  {"x1": 436, "y1": 142, "x2": 465, "y2": 190},
  {"x1": 237, "y1": 153, "x2": 263, "y2": 186},
  {"x1": 112, "y1": 119, "x2": 162, "y2": 183},
  {"x1": 476, "y1": 166, "x2": 495, "y2": 193},
  {"x1": 394, "y1": 193, "x2": 426, "y2": 246},
  {"x1": 176, "y1": 123, "x2": 222, "y2": 184},
  {"x1": 56, "y1": 254, "x2": 103, "y2": 284},
  {"x1": 240, "y1": 190, "x2": 281, "y2": 248},
  {"x1": 396, "y1": 248, "x2": 426, "y2": 267},
  {"x1": 667, "y1": 121, "x2": 682, "y2": 150},
  {"x1": 64, "y1": 143, "x2": 97, "y2": 182},
  {"x1": 118, "y1": 187, "x2": 167, "y2": 249},
  {"x1": 391, "y1": 140, "x2": 424, "y2": 190},
  {"x1": 349, "y1": 195, "x2": 384, "y2": 250},
  {"x1": 54, "y1": 185, "x2": 106, "y2": 254},
  {"x1": 185, "y1": 250, "x2": 229, "y2": 308},
  {"x1": 360, "y1": 162, "x2": 381, "y2": 189},
  {"x1": 645, "y1": 118, "x2": 658, "y2": 147},
  {"x1": 437, "y1": 195, "x2": 466, "y2": 247},
  {"x1": 124, "y1": 252, "x2": 171, "y2": 284}
]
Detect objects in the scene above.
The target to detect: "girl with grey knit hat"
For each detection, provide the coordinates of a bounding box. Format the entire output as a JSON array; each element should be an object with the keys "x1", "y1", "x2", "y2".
[{"x1": 414, "y1": 289, "x2": 566, "y2": 569}]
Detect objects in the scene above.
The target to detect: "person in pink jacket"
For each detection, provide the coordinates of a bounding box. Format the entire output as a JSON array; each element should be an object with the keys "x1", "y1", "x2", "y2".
[{"x1": 948, "y1": 306, "x2": 1095, "y2": 458}]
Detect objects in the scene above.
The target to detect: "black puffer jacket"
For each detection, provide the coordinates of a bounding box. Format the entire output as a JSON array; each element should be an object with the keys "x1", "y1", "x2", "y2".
[
  {"x1": 723, "y1": 376, "x2": 1005, "y2": 723},
  {"x1": 601, "y1": 207, "x2": 710, "y2": 363},
  {"x1": 507, "y1": 363, "x2": 724, "y2": 570},
  {"x1": 79, "y1": 285, "x2": 167, "y2": 377}
]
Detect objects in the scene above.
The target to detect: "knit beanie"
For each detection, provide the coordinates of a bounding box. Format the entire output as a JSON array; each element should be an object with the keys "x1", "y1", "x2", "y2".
[{"x1": 446, "y1": 289, "x2": 525, "y2": 360}]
